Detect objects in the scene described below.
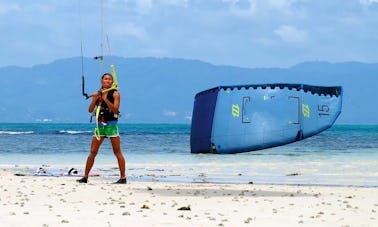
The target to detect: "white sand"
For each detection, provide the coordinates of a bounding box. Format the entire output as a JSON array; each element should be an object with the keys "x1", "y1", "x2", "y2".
[{"x1": 0, "y1": 169, "x2": 377, "y2": 227}]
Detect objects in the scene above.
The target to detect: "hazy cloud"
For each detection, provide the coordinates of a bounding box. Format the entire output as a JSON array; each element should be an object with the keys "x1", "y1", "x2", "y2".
[
  {"x1": 110, "y1": 23, "x2": 148, "y2": 41},
  {"x1": 274, "y1": 25, "x2": 307, "y2": 43},
  {"x1": 134, "y1": 0, "x2": 152, "y2": 14},
  {"x1": 117, "y1": 0, "x2": 187, "y2": 15},
  {"x1": 160, "y1": 0, "x2": 188, "y2": 7},
  {"x1": 0, "y1": 2, "x2": 20, "y2": 15},
  {"x1": 359, "y1": 0, "x2": 378, "y2": 6},
  {"x1": 0, "y1": 0, "x2": 377, "y2": 68},
  {"x1": 163, "y1": 110, "x2": 177, "y2": 117},
  {"x1": 223, "y1": 0, "x2": 298, "y2": 18}
]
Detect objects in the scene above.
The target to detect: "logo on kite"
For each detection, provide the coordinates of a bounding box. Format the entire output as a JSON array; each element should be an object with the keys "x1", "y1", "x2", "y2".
[
  {"x1": 302, "y1": 104, "x2": 310, "y2": 118},
  {"x1": 232, "y1": 104, "x2": 240, "y2": 117}
]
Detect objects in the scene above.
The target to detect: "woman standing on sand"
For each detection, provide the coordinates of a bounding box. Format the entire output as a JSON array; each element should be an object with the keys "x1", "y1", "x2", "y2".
[{"x1": 77, "y1": 73, "x2": 126, "y2": 184}]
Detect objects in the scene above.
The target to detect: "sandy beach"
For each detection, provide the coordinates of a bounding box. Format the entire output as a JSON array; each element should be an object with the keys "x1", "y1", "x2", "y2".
[{"x1": 0, "y1": 169, "x2": 377, "y2": 227}]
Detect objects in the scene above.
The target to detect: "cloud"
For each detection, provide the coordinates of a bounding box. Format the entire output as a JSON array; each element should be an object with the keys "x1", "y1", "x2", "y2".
[
  {"x1": 110, "y1": 23, "x2": 148, "y2": 41},
  {"x1": 222, "y1": 0, "x2": 256, "y2": 18},
  {"x1": 184, "y1": 112, "x2": 192, "y2": 121},
  {"x1": 223, "y1": 0, "x2": 297, "y2": 18},
  {"x1": 134, "y1": 0, "x2": 152, "y2": 14},
  {"x1": 121, "y1": 0, "x2": 188, "y2": 14},
  {"x1": 270, "y1": 0, "x2": 295, "y2": 6},
  {"x1": 163, "y1": 110, "x2": 177, "y2": 117},
  {"x1": 359, "y1": 0, "x2": 378, "y2": 6},
  {"x1": 160, "y1": 0, "x2": 188, "y2": 7},
  {"x1": 274, "y1": 25, "x2": 307, "y2": 43},
  {"x1": 0, "y1": 3, "x2": 21, "y2": 15},
  {"x1": 120, "y1": 0, "x2": 189, "y2": 15},
  {"x1": 121, "y1": 113, "x2": 132, "y2": 119},
  {"x1": 1, "y1": 1, "x2": 378, "y2": 68},
  {"x1": 106, "y1": 0, "x2": 153, "y2": 14}
]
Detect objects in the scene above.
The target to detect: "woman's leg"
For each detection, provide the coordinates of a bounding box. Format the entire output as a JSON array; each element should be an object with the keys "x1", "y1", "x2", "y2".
[
  {"x1": 84, "y1": 136, "x2": 105, "y2": 178},
  {"x1": 110, "y1": 136, "x2": 126, "y2": 179}
]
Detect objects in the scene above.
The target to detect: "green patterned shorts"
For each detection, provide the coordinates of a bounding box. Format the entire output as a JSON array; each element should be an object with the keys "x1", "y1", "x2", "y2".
[{"x1": 94, "y1": 125, "x2": 120, "y2": 138}]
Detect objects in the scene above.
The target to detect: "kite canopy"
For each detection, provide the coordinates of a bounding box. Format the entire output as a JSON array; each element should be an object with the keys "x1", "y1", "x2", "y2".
[{"x1": 190, "y1": 84, "x2": 343, "y2": 154}]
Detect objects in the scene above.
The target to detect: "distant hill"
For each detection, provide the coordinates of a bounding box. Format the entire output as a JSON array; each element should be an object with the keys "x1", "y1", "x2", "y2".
[{"x1": 0, "y1": 57, "x2": 377, "y2": 124}]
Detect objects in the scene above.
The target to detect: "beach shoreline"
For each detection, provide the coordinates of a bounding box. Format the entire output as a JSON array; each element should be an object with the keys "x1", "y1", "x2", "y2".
[{"x1": 1, "y1": 169, "x2": 377, "y2": 226}]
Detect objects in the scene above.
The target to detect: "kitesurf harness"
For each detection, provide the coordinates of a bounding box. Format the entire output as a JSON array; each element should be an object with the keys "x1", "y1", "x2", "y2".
[
  {"x1": 93, "y1": 64, "x2": 119, "y2": 140},
  {"x1": 96, "y1": 89, "x2": 119, "y2": 123}
]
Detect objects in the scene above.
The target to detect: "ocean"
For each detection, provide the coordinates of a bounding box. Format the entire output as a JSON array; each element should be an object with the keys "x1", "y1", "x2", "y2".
[{"x1": 0, "y1": 123, "x2": 377, "y2": 187}]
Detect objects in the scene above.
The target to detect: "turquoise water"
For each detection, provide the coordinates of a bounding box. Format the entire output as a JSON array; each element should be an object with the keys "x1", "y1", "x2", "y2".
[{"x1": 0, "y1": 123, "x2": 377, "y2": 186}]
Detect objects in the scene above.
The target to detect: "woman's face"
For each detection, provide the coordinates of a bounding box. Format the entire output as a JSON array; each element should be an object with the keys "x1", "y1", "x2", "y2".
[{"x1": 102, "y1": 75, "x2": 113, "y2": 88}]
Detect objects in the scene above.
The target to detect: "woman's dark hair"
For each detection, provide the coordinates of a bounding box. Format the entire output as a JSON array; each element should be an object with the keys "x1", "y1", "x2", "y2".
[{"x1": 101, "y1": 73, "x2": 113, "y2": 80}]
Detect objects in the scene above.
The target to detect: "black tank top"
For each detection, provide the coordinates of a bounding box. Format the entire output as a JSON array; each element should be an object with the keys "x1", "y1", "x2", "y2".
[{"x1": 97, "y1": 89, "x2": 119, "y2": 122}]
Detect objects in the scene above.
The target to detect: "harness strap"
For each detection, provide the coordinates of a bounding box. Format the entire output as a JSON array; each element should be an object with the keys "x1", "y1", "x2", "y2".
[{"x1": 94, "y1": 94, "x2": 103, "y2": 141}]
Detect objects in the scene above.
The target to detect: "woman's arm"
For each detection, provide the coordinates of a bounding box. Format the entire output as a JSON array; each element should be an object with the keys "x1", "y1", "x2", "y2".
[{"x1": 88, "y1": 92, "x2": 100, "y2": 113}]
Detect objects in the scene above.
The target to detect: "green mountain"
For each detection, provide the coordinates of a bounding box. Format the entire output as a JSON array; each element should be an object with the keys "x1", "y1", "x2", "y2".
[{"x1": 0, "y1": 57, "x2": 377, "y2": 124}]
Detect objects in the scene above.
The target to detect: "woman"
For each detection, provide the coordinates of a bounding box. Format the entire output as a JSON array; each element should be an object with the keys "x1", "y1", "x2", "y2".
[{"x1": 77, "y1": 73, "x2": 126, "y2": 184}]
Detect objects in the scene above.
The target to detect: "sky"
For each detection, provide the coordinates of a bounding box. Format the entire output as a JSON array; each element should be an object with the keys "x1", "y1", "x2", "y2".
[{"x1": 0, "y1": 0, "x2": 378, "y2": 68}]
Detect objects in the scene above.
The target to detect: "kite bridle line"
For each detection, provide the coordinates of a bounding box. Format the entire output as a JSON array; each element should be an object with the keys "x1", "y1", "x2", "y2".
[
  {"x1": 79, "y1": 0, "x2": 120, "y2": 140},
  {"x1": 79, "y1": 0, "x2": 90, "y2": 100},
  {"x1": 82, "y1": 0, "x2": 118, "y2": 98},
  {"x1": 102, "y1": 35, "x2": 118, "y2": 92},
  {"x1": 81, "y1": 40, "x2": 90, "y2": 99}
]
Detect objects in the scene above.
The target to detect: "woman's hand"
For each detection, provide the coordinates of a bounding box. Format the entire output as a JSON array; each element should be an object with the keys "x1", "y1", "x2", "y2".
[
  {"x1": 101, "y1": 91, "x2": 108, "y2": 101},
  {"x1": 88, "y1": 91, "x2": 101, "y2": 113},
  {"x1": 91, "y1": 91, "x2": 101, "y2": 102}
]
